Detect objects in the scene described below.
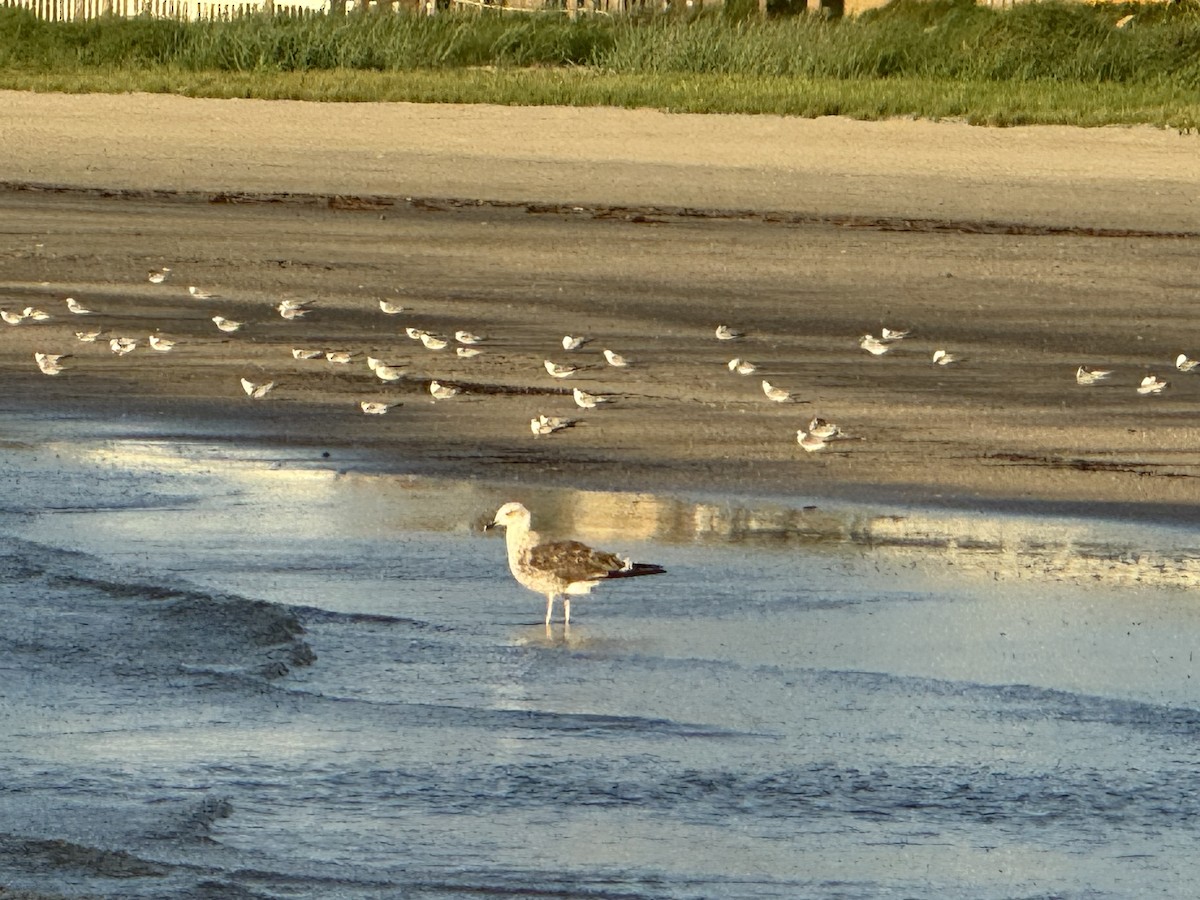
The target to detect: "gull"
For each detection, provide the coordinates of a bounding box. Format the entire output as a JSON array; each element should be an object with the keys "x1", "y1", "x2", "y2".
[
  {"x1": 0, "y1": 310, "x2": 26, "y2": 325},
  {"x1": 109, "y1": 337, "x2": 138, "y2": 355},
  {"x1": 603, "y1": 349, "x2": 630, "y2": 368},
  {"x1": 212, "y1": 316, "x2": 242, "y2": 333},
  {"x1": 23, "y1": 307, "x2": 50, "y2": 321},
  {"x1": 572, "y1": 388, "x2": 610, "y2": 409},
  {"x1": 360, "y1": 401, "x2": 392, "y2": 415},
  {"x1": 530, "y1": 414, "x2": 573, "y2": 436},
  {"x1": 762, "y1": 380, "x2": 792, "y2": 403},
  {"x1": 795, "y1": 431, "x2": 828, "y2": 453},
  {"x1": 715, "y1": 324, "x2": 743, "y2": 341},
  {"x1": 375, "y1": 364, "x2": 403, "y2": 382},
  {"x1": 325, "y1": 351, "x2": 353, "y2": 365},
  {"x1": 34, "y1": 352, "x2": 67, "y2": 376},
  {"x1": 488, "y1": 501, "x2": 666, "y2": 630},
  {"x1": 148, "y1": 335, "x2": 176, "y2": 352},
  {"x1": 931, "y1": 349, "x2": 957, "y2": 366},
  {"x1": 405, "y1": 327, "x2": 428, "y2": 341},
  {"x1": 1137, "y1": 375, "x2": 1168, "y2": 395},
  {"x1": 562, "y1": 335, "x2": 588, "y2": 351},
  {"x1": 240, "y1": 378, "x2": 275, "y2": 399},
  {"x1": 860, "y1": 334, "x2": 890, "y2": 356},
  {"x1": 727, "y1": 358, "x2": 757, "y2": 376},
  {"x1": 807, "y1": 416, "x2": 843, "y2": 440},
  {"x1": 1176, "y1": 354, "x2": 1199, "y2": 373},
  {"x1": 1075, "y1": 366, "x2": 1112, "y2": 385},
  {"x1": 379, "y1": 300, "x2": 405, "y2": 315},
  {"x1": 455, "y1": 331, "x2": 485, "y2": 345},
  {"x1": 148, "y1": 268, "x2": 170, "y2": 284},
  {"x1": 429, "y1": 380, "x2": 460, "y2": 400},
  {"x1": 881, "y1": 327, "x2": 911, "y2": 342},
  {"x1": 292, "y1": 348, "x2": 324, "y2": 360},
  {"x1": 277, "y1": 300, "x2": 309, "y2": 320},
  {"x1": 420, "y1": 333, "x2": 449, "y2": 351},
  {"x1": 65, "y1": 297, "x2": 93, "y2": 315},
  {"x1": 457, "y1": 347, "x2": 483, "y2": 359},
  {"x1": 544, "y1": 360, "x2": 578, "y2": 378},
  {"x1": 189, "y1": 286, "x2": 215, "y2": 300},
  {"x1": 75, "y1": 330, "x2": 102, "y2": 343}
]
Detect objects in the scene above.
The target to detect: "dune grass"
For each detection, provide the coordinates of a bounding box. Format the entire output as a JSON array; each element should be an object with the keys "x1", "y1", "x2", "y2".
[{"x1": 1, "y1": 0, "x2": 1198, "y2": 127}]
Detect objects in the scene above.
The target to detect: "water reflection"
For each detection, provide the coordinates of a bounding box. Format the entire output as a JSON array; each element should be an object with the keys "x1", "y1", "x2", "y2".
[{"x1": 51, "y1": 438, "x2": 1200, "y2": 591}]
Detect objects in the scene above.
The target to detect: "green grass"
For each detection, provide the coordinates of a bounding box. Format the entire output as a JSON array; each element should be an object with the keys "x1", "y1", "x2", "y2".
[{"x1": 1, "y1": 0, "x2": 1199, "y2": 127}]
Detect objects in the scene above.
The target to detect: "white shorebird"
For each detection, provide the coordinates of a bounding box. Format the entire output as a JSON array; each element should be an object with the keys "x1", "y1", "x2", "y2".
[
  {"x1": 530, "y1": 414, "x2": 573, "y2": 436},
  {"x1": 420, "y1": 333, "x2": 449, "y2": 351},
  {"x1": 603, "y1": 349, "x2": 630, "y2": 368},
  {"x1": 292, "y1": 348, "x2": 324, "y2": 360},
  {"x1": 76, "y1": 330, "x2": 102, "y2": 343},
  {"x1": 795, "y1": 431, "x2": 828, "y2": 453},
  {"x1": 109, "y1": 337, "x2": 138, "y2": 356},
  {"x1": 1137, "y1": 375, "x2": 1168, "y2": 395},
  {"x1": 34, "y1": 352, "x2": 67, "y2": 376},
  {"x1": 881, "y1": 327, "x2": 911, "y2": 342},
  {"x1": 488, "y1": 501, "x2": 666, "y2": 629},
  {"x1": 277, "y1": 300, "x2": 309, "y2": 320},
  {"x1": 375, "y1": 364, "x2": 403, "y2": 382},
  {"x1": 715, "y1": 324, "x2": 743, "y2": 341},
  {"x1": 360, "y1": 401, "x2": 392, "y2": 415},
  {"x1": 727, "y1": 358, "x2": 757, "y2": 376},
  {"x1": 932, "y1": 349, "x2": 957, "y2": 366},
  {"x1": 762, "y1": 380, "x2": 791, "y2": 403},
  {"x1": 148, "y1": 268, "x2": 170, "y2": 284},
  {"x1": 429, "y1": 380, "x2": 459, "y2": 400},
  {"x1": 544, "y1": 360, "x2": 578, "y2": 378},
  {"x1": 860, "y1": 335, "x2": 890, "y2": 356},
  {"x1": 1075, "y1": 366, "x2": 1112, "y2": 385},
  {"x1": 405, "y1": 327, "x2": 428, "y2": 341},
  {"x1": 149, "y1": 335, "x2": 176, "y2": 352},
  {"x1": 807, "y1": 416, "x2": 843, "y2": 440},
  {"x1": 189, "y1": 286, "x2": 215, "y2": 300},
  {"x1": 1, "y1": 310, "x2": 26, "y2": 325},
  {"x1": 379, "y1": 300, "x2": 405, "y2": 315},
  {"x1": 325, "y1": 351, "x2": 353, "y2": 365},
  {"x1": 240, "y1": 378, "x2": 275, "y2": 399},
  {"x1": 65, "y1": 297, "x2": 93, "y2": 315},
  {"x1": 212, "y1": 316, "x2": 242, "y2": 333},
  {"x1": 572, "y1": 388, "x2": 609, "y2": 409},
  {"x1": 455, "y1": 331, "x2": 485, "y2": 345},
  {"x1": 457, "y1": 347, "x2": 483, "y2": 359},
  {"x1": 562, "y1": 335, "x2": 587, "y2": 351},
  {"x1": 22, "y1": 307, "x2": 50, "y2": 321},
  {"x1": 1175, "y1": 354, "x2": 1198, "y2": 373}
]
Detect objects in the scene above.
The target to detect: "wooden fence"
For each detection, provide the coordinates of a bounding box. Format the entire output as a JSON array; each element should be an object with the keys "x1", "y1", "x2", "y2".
[{"x1": 0, "y1": 0, "x2": 322, "y2": 19}]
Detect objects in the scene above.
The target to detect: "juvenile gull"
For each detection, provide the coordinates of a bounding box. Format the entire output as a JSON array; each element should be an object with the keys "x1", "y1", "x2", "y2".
[
  {"x1": 379, "y1": 300, "x2": 405, "y2": 315},
  {"x1": 149, "y1": 335, "x2": 176, "y2": 352},
  {"x1": 65, "y1": 297, "x2": 93, "y2": 315},
  {"x1": 240, "y1": 378, "x2": 275, "y2": 399},
  {"x1": 795, "y1": 431, "x2": 828, "y2": 453},
  {"x1": 420, "y1": 333, "x2": 449, "y2": 351},
  {"x1": 1137, "y1": 375, "x2": 1168, "y2": 395},
  {"x1": 457, "y1": 347, "x2": 483, "y2": 359},
  {"x1": 1076, "y1": 365, "x2": 1112, "y2": 385},
  {"x1": 1175, "y1": 353, "x2": 1198, "y2": 373},
  {"x1": 109, "y1": 337, "x2": 138, "y2": 356},
  {"x1": 76, "y1": 330, "x2": 102, "y2": 343},
  {"x1": 715, "y1": 324, "x2": 743, "y2": 341},
  {"x1": 931, "y1": 349, "x2": 957, "y2": 366},
  {"x1": 727, "y1": 358, "x2": 757, "y2": 376},
  {"x1": 562, "y1": 335, "x2": 588, "y2": 351},
  {"x1": 544, "y1": 360, "x2": 578, "y2": 378},
  {"x1": 429, "y1": 380, "x2": 459, "y2": 400},
  {"x1": 530, "y1": 414, "x2": 573, "y2": 436},
  {"x1": 455, "y1": 331, "x2": 485, "y2": 345},
  {"x1": 572, "y1": 388, "x2": 610, "y2": 409},
  {"x1": 603, "y1": 349, "x2": 630, "y2": 368},
  {"x1": 881, "y1": 327, "x2": 911, "y2": 342},
  {"x1": 860, "y1": 335, "x2": 890, "y2": 356},
  {"x1": 360, "y1": 400, "x2": 392, "y2": 415},
  {"x1": 212, "y1": 315, "x2": 242, "y2": 333},
  {"x1": 292, "y1": 348, "x2": 324, "y2": 360},
  {"x1": 35, "y1": 352, "x2": 67, "y2": 376},
  {"x1": 488, "y1": 501, "x2": 666, "y2": 629},
  {"x1": 761, "y1": 380, "x2": 792, "y2": 403}
]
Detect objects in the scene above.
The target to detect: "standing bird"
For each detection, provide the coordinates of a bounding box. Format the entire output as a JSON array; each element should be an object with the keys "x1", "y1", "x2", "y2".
[
  {"x1": 488, "y1": 502, "x2": 666, "y2": 630},
  {"x1": 65, "y1": 297, "x2": 93, "y2": 315}
]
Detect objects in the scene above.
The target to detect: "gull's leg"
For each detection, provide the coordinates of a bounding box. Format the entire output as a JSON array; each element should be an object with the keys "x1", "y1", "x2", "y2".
[
  {"x1": 545, "y1": 594, "x2": 555, "y2": 628},
  {"x1": 564, "y1": 598, "x2": 571, "y2": 628}
]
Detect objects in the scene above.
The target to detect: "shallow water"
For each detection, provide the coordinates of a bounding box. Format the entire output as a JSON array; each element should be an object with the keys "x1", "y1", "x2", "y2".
[{"x1": 2, "y1": 423, "x2": 1200, "y2": 898}]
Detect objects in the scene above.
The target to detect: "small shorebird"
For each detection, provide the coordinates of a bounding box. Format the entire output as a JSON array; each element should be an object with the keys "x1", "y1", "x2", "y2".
[
  {"x1": 360, "y1": 400, "x2": 392, "y2": 415},
  {"x1": 34, "y1": 352, "x2": 67, "y2": 376},
  {"x1": 457, "y1": 347, "x2": 483, "y2": 359},
  {"x1": 488, "y1": 501, "x2": 666, "y2": 630},
  {"x1": 1137, "y1": 375, "x2": 1168, "y2": 395},
  {"x1": 109, "y1": 337, "x2": 138, "y2": 356},
  {"x1": 860, "y1": 335, "x2": 890, "y2": 356},
  {"x1": 715, "y1": 324, "x2": 743, "y2": 341},
  {"x1": 727, "y1": 358, "x2": 757, "y2": 376},
  {"x1": 65, "y1": 297, "x2": 93, "y2": 315},
  {"x1": 292, "y1": 348, "x2": 323, "y2": 360},
  {"x1": 795, "y1": 430, "x2": 828, "y2": 453},
  {"x1": 931, "y1": 349, "x2": 957, "y2": 366},
  {"x1": 1175, "y1": 354, "x2": 1198, "y2": 373},
  {"x1": 1076, "y1": 366, "x2": 1112, "y2": 385},
  {"x1": 429, "y1": 380, "x2": 459, "y2": 400},
  {"x1": 420, "y1": 333, "x2": 449, "y2": 351},
  {"x1": 212, "y1": 315, "x2": 242, "y2": 333},
  {"x1": 455, "y1": 331, "x2": 485, "y2": 345},
  {"x1": 562, "y1": 335, "x2": 588, "y2": 351},
  {"x1": 148, "y1": 335, "x2": 176, "y2": 352},
  {"x1": 603, "y1": 349, "x2": 630, "y2": 368},
  {"x1": 762, "y1": 380, "x2": 791, "y2": 403},
  {"x1": 881, "y1": 327, "x2": 911, "y2": 342},
  {"x1": 240, "y1": 378, "x2": 275, "y2": 399},
  {"x1": 544, "y1": 360, "x2": 578, "y2": 378},
  {"x1": 530, "y1": 414, "x2": 573, "y2": 436},
  {"x1": 379, "y1": 300, "x2": 404, "y2": 315},
  {"x1": 572, "y1": 388, "x2": 609, "y2": 409}
]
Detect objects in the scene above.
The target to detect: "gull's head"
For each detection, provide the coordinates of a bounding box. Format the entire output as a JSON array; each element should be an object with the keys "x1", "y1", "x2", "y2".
[{"x1": 489, "y1": 502, "x2": 531, "y2": 531}]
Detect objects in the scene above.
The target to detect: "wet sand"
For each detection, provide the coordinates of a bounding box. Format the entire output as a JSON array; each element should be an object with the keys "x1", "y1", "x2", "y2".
[{"x1": 1, "y1": 92, "x2": 1199, "y2": 517}]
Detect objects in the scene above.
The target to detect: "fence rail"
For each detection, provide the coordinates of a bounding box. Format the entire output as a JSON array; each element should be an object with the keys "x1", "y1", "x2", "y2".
[{"x1": 0, "y1": 0, "x2": 323, "y2": 19}]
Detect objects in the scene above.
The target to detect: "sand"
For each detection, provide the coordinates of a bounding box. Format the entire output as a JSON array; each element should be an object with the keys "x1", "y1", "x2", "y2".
[{"x1": 1, "y1": 91, "x2": 1199, "y2": 516}]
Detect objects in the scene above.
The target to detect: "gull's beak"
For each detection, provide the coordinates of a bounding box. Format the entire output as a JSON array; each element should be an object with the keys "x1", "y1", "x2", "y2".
[{"x1": 483, "y1": 515, "x2": 500, "y2": 532}]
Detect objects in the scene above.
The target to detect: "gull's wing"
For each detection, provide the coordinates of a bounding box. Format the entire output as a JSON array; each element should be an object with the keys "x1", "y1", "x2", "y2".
[{"x1": 525, "y1": 539, "x2": 626, "y2": 583}]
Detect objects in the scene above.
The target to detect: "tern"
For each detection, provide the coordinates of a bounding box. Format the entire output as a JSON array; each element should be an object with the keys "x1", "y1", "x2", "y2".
[
  {"x1": 530, "y1": 414, "x2": 573, "y2": 436},
  {"x1": 727, "y1": 358, "x2": 757, "y2": 376},
  {"x1": 1137, "y1": 375, "x2": 1168, "y2": 395},
  {"x1": 189, "y1": 286, "x2": 215, "y2": 299},
  {"x1": 932, "y1": 349, "x2": 957, "y2": 366},
  {"x1": 762, "y1": 380, "x2": 791, "y2": 403},
  {"x1": 1075, "y1": 366, "x2": 1112, "y2": 385},
  {"x1": 0, "y1": 310, "x2": 25, "y2": 325},
  {"x1": 544, "y1": 360, "x2": 578, "y2": 378},
  {"x1": 420, "y1": 333, "x2": 449, "y2": 351},
  {"x1": 212, "y1": 316, "x2": 242, "y2": 333},
  {"x1": 75, "y1": 330, "x2": 102, "y2": 343},
  {"x1": 109, "y1": 337, "x2": 138, "y2": 355},
  {"x1": 860, "y1": 335, "x2": 890, "y2": 356},
  {"x1": 715, "y1": 324, "x2": 743, "y2": 341},
  {"x1": 457, "y1": 347, "x2": 483, "y2": 359},
  {"x1": 562, "y1": 335, "x2": 588, "y2": 351},
  {"x1": 488, "y1": 501, "x2": 665, "y2": 630},
  {"x1": 379, "y1": 300, "x2": 405, "y2": 315},
  {"x1": 64, "y1": 297, "x2": 93, "y2": 315},
  {"x1": 572, "y1": 388, "x2": 610, "y2": 409},
  {"x1": 325, "y1": 351, "x2": 353, "y2": 365},
  {"x1": 455, "y1": 331, "x2": 485, "y2": 345},
  {"x1": 1175, "y1": 354, "x2": 1198, "y2": 373},
  {"x1": 360, "y1": 401, "x2": 392, "y2": 415},
  {"x1": 603, "y1": 349, "x2": 630, "y2": 368},
  {"x1": 795, "y1": 431, "x2": 828, "y2": 453},
  {"x1": 148, "y1": 335, "x2": 176, "y2": 352},
  {"x1": 240, "y1": 378, "x2": 275, "y2": 399},
  {"x1": 881, "y1": 327, "x2": 911, "y2": 342},
  {"x1": 292, "y1": 348, "x2": 324, "y2": 360},
  {"x1": 429, "y1": 380, "x2": 460, "y2": 400},
  {"x1": 34, "y1": 352, "x2": 67, "y2": 376}
]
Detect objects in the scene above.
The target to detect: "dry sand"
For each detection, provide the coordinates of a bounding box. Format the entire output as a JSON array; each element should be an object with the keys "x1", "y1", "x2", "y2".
[{"x1": 1, "y1": 91, "x2": 1199, "y2": 516}]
